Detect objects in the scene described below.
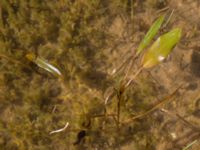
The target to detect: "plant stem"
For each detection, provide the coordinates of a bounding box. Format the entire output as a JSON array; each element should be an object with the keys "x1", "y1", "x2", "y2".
[
  {"x1": 116, "y1": 89, "x2": 122, "y2": 128},
  {"x1": 0, "y1": 53, "x2": 30, "y2": 69},
  {"x1": 124, "y1": 66, "x2": 143, "y2": 88},
  {"x1": 122, "y1": 85, "x2": 181, "y2": 124}
]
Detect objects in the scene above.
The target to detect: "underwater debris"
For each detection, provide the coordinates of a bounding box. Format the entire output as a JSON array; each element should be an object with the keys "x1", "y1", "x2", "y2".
[
  {"x1": 73, "y1": 130, "x2": 86, "y2": 145},
  {"x1": 49, "y1": 122, "x2": 69, "y2": 135}
]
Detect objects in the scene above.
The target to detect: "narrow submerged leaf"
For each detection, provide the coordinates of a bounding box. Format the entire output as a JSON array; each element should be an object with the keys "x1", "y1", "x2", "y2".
[
  {"x1": 26, "y1": 53, "x2": 62, "y2": 77},
  {"x1": 141, "y1": 28, "x2": 182, "y2": 68},
  {"x1": 137, "y1": 15, "x2": 165, "y2": 55},
  {"x1": 35, "y1": 58, "x2": 62, "y2": 77}
]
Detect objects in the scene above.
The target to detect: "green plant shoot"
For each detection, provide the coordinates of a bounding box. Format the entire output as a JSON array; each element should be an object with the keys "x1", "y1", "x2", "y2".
[
  {"x1": 137, "y1": 15, "x2": 165, "y2": 55},
  {"x1": 141, "y1": 28, "x2": 182, "y2": 68},
  {"x1": 26, "y1": 53, "x2": 62, "y2": 77}
]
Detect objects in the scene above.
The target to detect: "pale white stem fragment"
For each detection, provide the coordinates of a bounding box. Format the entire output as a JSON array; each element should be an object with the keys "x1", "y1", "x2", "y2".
[{"x1": 49, "y1": 122, "x2": 69, "y2": 135}]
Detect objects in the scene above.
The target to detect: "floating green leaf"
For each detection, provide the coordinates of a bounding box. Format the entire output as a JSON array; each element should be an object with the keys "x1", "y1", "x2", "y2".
[
  {"x1": 26, "y1": 53, "x2": 62, "y2": 77},
  {"x1": 137, "y1": 15, "x2": 165, "y2": 55},
  {"x1": 141, "y1": 28, "x2": 182, "y2": 68}
]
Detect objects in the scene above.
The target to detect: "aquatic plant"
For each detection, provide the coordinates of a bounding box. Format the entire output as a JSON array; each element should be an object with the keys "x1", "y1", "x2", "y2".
[{"x1": 0, "y1": 0, "x2": 186, "y2": 150}]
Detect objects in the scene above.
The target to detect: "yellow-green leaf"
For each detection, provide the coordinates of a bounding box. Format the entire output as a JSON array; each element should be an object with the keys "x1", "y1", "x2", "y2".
[
  {"x1": 137, "y1": 15, "x2": 165, "y2": 55},
  {"x1": 141, "y1": 28, "x2": 182, "y2": 68},
  {"x1": 26, "y1": 53, "x2": 62, "y2": 77}
]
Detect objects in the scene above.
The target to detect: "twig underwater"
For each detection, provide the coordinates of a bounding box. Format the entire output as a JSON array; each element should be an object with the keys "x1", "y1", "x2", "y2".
[
  {"x1": 182, "y1": 140, "x2": 198, "y2": 150},
  {"x1": 0, "y1": 53, "x2": 32, "y2": 69},
  {"x1": 49, "y1": 122, "x2": 69, "y2": 135},
  {"x1": 161, "y1": 109, "x2": 200, "y2": 132},
  {"x1": 121, "y1": 85, "x2": 182, "y2": 124}
]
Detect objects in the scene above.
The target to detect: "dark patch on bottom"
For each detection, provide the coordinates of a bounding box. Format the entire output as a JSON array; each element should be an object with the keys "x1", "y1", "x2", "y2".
[
  {"x1": 73, "y1": 130, "x2": 86, "y2": 145},
  {"x1": 190, "y1": 50, "x2": 200, "y2": 77}
]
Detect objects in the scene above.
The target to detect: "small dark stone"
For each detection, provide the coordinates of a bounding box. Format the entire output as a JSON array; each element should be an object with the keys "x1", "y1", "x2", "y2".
[
  {"x1": 190, "y1": 51, "x2": 200, "y2": 77},
  {"x1": 193, "y1": 98, "x2": 200, "y2": 118},
  {"x1": 49, "y1": 87, "x2": 62, "y2": 97},
  {"x1": 195, "y1": 98, "x2": 200, "y2": 108},
  {"x1": 73, "y1": 130, "x2": 86, "y2": 145},
  {"x1": 186, "y1": 82, "x2": 198, "y2": 90},
  {"x1": 156, "y1": 0, "x2": 168, "y2": 9},
  {"x1": 193, "y1": 109, "x2": 200, "y2": 118}
]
